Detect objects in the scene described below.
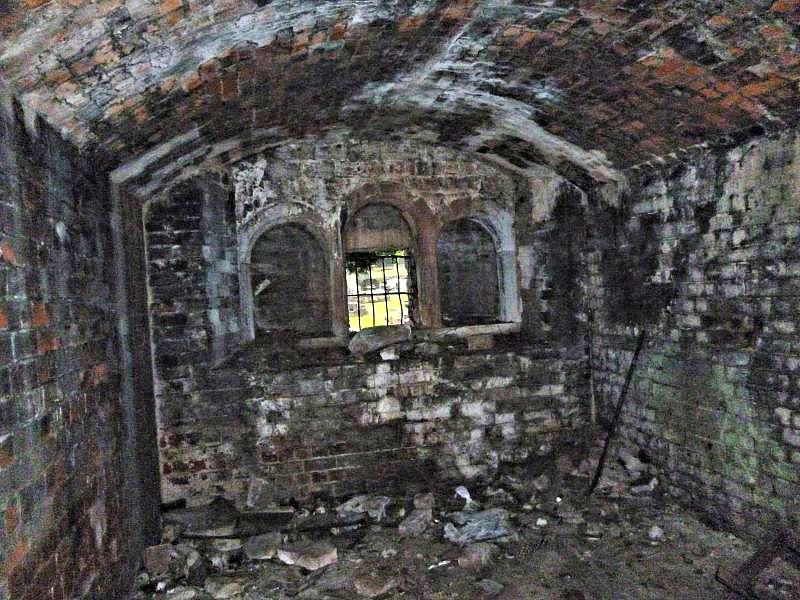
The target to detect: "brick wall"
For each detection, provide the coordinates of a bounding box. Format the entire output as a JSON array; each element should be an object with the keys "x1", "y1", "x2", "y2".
[
  {"x1": 0, "y1": 101, "x2": 152, "y2": 598},
  {"x1": 158, "y1": 345, "x2": 584, "y2": 506},
  {"x1": 591, "y1": 130, "x2": 800, "y2": 539},
  {"x1": 146, "y1": 176, "x2": 240, "y2": 371},
  {"x1": 147, "y1": 141, "x2": 592, "y2": 507}
]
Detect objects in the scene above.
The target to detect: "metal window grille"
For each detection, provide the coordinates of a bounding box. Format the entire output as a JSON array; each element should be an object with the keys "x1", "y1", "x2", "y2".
[{"x1": 346, "y1": 252, "x2": 414, "y2": 332}]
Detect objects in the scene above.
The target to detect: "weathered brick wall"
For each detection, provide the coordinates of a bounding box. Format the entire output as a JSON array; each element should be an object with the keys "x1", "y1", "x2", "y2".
[
  {"x1": 516, "y1": 173, "x2": 590, "y2": 344},
  {"x1": 591, "y1": 131, "x2": 800, "y2": 539},
  {"x1": 146, "y1": 176, "x2": 240, "y2": 370},
  {"x1": 148, "y1": 141, "x2": 592, "y2": 507},
  {"x1": 146, "y1": 175, "x2": 242, "y2": 506},
  {"x1": 0, "y1": 102, "x2": 146, "y2": 598},
  {"x1": 159, "y1": 345, "x2": 584, "y2": 506}
]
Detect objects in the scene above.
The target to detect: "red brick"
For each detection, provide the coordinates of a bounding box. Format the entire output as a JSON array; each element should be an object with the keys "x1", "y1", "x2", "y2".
[
  {"x1": 330, "y1": 21, "x2": 348, "y2": 40},
  {"x1": 220, "y1": 74, "x2": 237, "y2": 102},
  {"x1": 706, "y1": 15, "x2": 733, "y2": 30},
  {"x1": 30, "y1": 302, "x2": 50, "y2": 328},
  {"x1": 160, "y1": 0, "x2": 182, "y2": 14},
  {"x1": 36, "y1": 331, "x2": 59, "y2": 354},
  {"x1": 399, "y1": 16, "x2": 424, "y2": 33},
  {"x1": 4, "y1": 502, "x2": 18, "y2": 534},
  {"x1": 515, "y1": 31, "x2": 536, "y2": 48},
  {"x1": 655, "y1": 58, "x2": 685, "y2": 79},
  {"x1": 0, "y1": 241, "x2": 18, "y2": 266},
  {"x1": 761, "y1": 24, "x2": 788, "y2": 41},
  {"x1": 771, "y1": 0, "x2": 799, "y2": 13},
  {"x1": 4, "y1": 538, "x2": 29, "y2": 577}
]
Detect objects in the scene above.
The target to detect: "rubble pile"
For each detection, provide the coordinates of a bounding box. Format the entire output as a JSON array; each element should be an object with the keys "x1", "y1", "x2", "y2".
[{"x1": 134, "y1": 435, "x2": 799, "y2": 599}]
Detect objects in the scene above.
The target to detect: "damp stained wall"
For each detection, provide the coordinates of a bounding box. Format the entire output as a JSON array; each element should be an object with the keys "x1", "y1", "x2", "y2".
[
  {"x1": 591, "y1": 130, "x2": 800, "y2": 539},
  {"x1": 0, "y1": 101, "x2": 158, "y2": 599}
]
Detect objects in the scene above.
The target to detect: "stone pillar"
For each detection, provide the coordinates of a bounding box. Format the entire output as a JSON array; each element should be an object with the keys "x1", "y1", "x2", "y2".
[{"x1": 416, "y1": 222, "x2": 442, "y2": 328}]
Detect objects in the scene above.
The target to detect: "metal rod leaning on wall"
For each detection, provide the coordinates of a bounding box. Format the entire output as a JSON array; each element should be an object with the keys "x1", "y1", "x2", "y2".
[
  {"x1": 587, "y1": 308, "x2": 597, "y2": 425},
  {"x1": 586, "y1": 327, "x2": 647, "y2": 498}
]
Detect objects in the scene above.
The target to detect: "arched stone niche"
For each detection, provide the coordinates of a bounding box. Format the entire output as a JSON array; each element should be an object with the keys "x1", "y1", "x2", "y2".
[
  {"x1": 238, "y1": 206, "x2": 345, "y2": 343},
  {"x1": 436, "y1": 211, "x2": 521, "y2": 327},
  {"x1": 437, "y1": 219, "x2": 499, "y2": 326},
  {"x1": 250, "y1": 224, "x2": 330, "y2": 335}
]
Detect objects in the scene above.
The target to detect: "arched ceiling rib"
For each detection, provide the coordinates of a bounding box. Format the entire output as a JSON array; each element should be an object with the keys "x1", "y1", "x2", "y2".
[{"x1": 2, "y1": 0, "x2": 799, "y2": 191}]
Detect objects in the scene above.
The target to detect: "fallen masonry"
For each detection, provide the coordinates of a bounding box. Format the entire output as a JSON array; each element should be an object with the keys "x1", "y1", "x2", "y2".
[{"x1": 134, "y1": 433, "x2": 800, "y2": 599}]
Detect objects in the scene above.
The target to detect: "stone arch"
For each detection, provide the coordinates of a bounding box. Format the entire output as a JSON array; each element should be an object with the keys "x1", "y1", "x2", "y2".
[
  {"x1": 436, "y1": 209, "x2": 521, "y2": 325},
  {"x1": 437, "y1": 218, "x2": 500, "y2": 326},
  {"x1": 249, "y1": 223, "x2": 331, "y2": 337},
  {"x1": 239, "y1": 207, "x2": 335, "y2": 341},
  {"x1": 343, "y1": 202, "x2": 415, "y2": 252}
]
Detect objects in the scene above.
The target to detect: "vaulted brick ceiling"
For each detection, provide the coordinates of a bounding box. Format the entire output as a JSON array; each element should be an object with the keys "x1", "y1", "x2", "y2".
[{"x1": 1, "y1": 0, "x2": 799, "y2": 189}]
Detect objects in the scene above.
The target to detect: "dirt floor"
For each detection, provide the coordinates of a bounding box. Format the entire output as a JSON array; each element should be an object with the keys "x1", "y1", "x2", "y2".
[{"x1": 135, "y1": 436, "x2": 800, "y2": 600}]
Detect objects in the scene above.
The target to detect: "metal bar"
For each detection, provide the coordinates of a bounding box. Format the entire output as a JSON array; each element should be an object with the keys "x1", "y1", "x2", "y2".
[
  {"x1": 587, "y1": 328, "x2": 647, "y2": 498},
  {"x1": 381, "y1": 257, "x2": 390, "y2": 325},
  {"x1": 395, "y1": 256, "x2": 404, "y2": 324},
  {"x1": 367, "y1": 262, "x2": 376, "y2": 327}
]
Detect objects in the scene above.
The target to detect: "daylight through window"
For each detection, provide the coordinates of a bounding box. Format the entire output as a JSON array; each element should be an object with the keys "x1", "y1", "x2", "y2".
[{"x1": 346, "y1": 251, "x2": 415, "y2": 332}]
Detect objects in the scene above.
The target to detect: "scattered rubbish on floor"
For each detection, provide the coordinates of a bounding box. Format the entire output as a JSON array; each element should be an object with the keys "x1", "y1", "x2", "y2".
[{"x1": 134, "y1": 431, "x2": 799, "y2": 599}]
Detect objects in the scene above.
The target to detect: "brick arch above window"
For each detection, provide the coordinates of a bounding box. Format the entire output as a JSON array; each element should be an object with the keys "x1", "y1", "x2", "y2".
[{"x1": 343, "y1": 202, "x2": 414, "y2": 253}]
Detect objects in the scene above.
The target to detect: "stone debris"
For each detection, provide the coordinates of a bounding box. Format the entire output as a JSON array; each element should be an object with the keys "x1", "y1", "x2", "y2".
[
  {"x1": 398, "y1": 508, "x2": 432, "y2": 536},
  {"x1": 631, "y1": 477, "x2": 659, "y2": 496},
  {"x1": 348, "y1": 324, "x2": 412, "y2": 355},
  {"x1": 134, "y1": 433, "x2": 798, "y2": 600},
  {"x1": 649, "y1": 525, "x2": 666, "y2": 542},
  {"x1": 617, "y1": 447, "x2": 646, "y2": 474},
  {"x1": 174, "y1": 544, "x2": 205, "y2": 584},
  {"x1": 163, "y1": 498, "x2": 238, "y2": 538},
  {"x1": 141, "y1": 542, "x2": 206, "y2": 587},
  {"x1": 164, "y1": 586, "x2": 208, "y2": 600},
  {"x1": 244, "y1": 532, "x2": 282, "y2": 560},
  {"x1": 336, "y1": 495, "x2": 392, "y2": 522},
  {"x1": 484, "y1": 487, "x2": 516, "y2": 507},
  {"x1": 203, "y1": 576, "x2": 245, "y2": 600},
  {"x1": 572, "y1": 440, "x2": 660, "y2": 500},
  {"x1": 443, "y1": 508, "x2": 514, "y2": 545},
  {"x1": 413, "y1": 492, "x2": 435, "y2": 510},
  {"x1": 162, "y1": 523, "x2": 182, "y2": 545},
  {"x1": 353, "y1": 571, "x2": 399, "y2": 598},
  {"x1": 143, "y1": 544, "x2": 173, "y2": 578},
  {"x1": 532, "y1": 473, "x2": 551, "y2": 492},
  {"x1": 458, "y1": 542, "x2": 497, "y2": 569},
  {"x1": 476, "y1": 579, "x2": 505, "y2": 597},
  {"x1": 276, "y1": 541, "x2": 338, "y2": 571},
  {"x1": 454, "y1": 485, "x2": 480, "y2": 510}
]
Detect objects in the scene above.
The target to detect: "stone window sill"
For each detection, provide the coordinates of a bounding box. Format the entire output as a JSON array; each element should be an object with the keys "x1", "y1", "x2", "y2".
[{"x1": 296, "y1": 322, "x2": 521, "y2": 350}]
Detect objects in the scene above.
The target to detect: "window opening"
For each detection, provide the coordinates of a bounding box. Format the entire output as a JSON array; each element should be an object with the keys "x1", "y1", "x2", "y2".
[{"x1": 346, "y1": 250, "x2": 415, "y2": 332}]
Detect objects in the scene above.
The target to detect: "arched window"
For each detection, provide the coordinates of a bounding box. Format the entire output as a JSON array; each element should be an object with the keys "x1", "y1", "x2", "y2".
[
  {"x1": 343, "y1": 204, "x2": 417, "y2": 331},
  {"x1": 249, "y1": 224, "x2": 331, "y2": 336},
  {"x1": 437, "y1": 218, "x2": 499, "y2": 326}
]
